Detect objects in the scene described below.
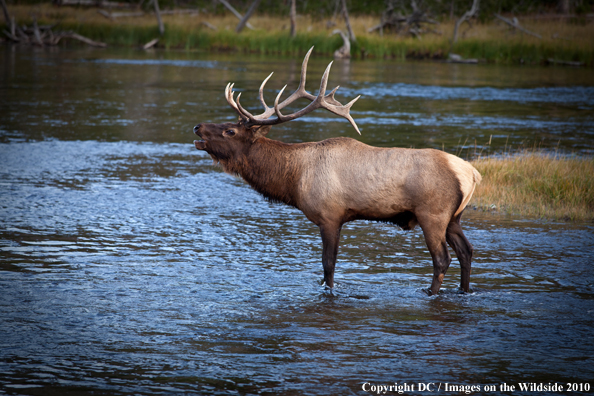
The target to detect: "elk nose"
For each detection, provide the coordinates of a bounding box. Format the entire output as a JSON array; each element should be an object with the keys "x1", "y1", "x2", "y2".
[{"x1": 193, "y1": 124, "x2": 202, "y2": 134}]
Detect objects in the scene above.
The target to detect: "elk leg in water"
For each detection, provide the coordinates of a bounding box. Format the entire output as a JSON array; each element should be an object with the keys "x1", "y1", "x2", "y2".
[
  {"x1": 319, "y1": 222, "x2": 342, "y2": 288},
  {"x1": 446, "y1": 213, "x2": 474, "y2": 293},
  {"x1": 418, "y1": 214, "x2": 452, "y2": 296}
]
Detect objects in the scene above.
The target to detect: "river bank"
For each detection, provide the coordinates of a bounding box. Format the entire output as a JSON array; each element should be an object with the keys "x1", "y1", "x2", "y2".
[
  {"x1": 2, "y1": 3, "x2": 594, "y2": 66},
  {"x1": 470, "y1": 152, "x2": 594, "y2": 222}
]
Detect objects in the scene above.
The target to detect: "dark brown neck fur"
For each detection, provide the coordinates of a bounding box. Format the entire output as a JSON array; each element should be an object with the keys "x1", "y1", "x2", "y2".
[{"x1": 224, "y1": 138, "x2": 304, "y2": 208}]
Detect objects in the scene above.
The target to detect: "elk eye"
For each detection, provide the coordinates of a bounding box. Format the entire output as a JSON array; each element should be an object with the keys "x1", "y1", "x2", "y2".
[{"x1": 224, "y1": 129, "x2": 236, "y2": 137}]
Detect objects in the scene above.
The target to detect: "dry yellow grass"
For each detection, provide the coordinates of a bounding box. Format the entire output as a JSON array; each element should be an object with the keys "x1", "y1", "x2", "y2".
[{"x1": 470, "y1": 152, "x2": 594, "y2": 221}]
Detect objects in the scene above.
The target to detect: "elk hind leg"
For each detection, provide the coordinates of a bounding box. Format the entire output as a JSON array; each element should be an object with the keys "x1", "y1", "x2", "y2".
[
  {"x1": 319, "y1": 222, "x2": 342, "y2": 289},
  {"x1": 446, "y1": 214, "x2": 474, "y2": 293},
  {"x1": 418, "y1": 215, "x2": 451, "y2": 296}
]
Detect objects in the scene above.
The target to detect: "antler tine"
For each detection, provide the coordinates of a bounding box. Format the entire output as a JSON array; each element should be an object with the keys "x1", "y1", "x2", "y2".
[
  {"x1": 252, "y1": 46, "x2": 316, "y2": 121},
  {"x1": 223, "y1": 46, "x2": 361, "y2": 133},
  {"x1": 272, "y1": 60, "x2": 333, "y2": 122},
  {"x1": 258, "y1": 72, "x2": 274, "y2": 110},
  {"x1": 225, "y1": 83, "x2": 244, "y2": 117},
  {"x1": 273, "y1": 85, "x2": 288, "y2": 121},
  {"x1": 235, "y1": 92, "x2": 257, "y2": 120}
]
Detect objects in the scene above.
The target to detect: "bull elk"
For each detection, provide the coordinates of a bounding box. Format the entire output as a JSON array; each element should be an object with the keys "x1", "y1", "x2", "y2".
[{"x1": 193, "y1": 47, "x2": 481, "y2": 295}]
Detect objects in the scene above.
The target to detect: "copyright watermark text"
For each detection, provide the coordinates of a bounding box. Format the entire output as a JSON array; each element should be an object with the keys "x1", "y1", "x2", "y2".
[{"x1": 361, "y1": 382, "x2": 591, "y2": 394}]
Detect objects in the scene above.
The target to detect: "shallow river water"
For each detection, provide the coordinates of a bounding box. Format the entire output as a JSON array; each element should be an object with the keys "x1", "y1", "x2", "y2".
[{"x1": 1, "y1": 47, "x2": 594, "y2": 395}]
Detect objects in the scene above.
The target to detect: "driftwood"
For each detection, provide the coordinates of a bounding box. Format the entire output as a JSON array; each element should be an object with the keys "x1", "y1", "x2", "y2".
[
  {"x1": 2, "y1": 17, "x2": 107, "y2": 47},
  {"x1": 547, "y1": 58, "x2": 583, "y2": 67},
  {"x1": 494, "y1": 13, "x2": 542, "y2": 39},
  {"x1": 97, "y1": 8, "x2": 197, "y2": 20},
  {"x1": 202, "y1": 21, "x2": 217, "y2": 30},
  {"x1": 143, "y1": 38, "x2": 158, "y2": 49},
  {"x1": 447, "y1": 53, "x2": 478, "y2": 64},
  {"x1": 217, "y1": 0, "x2": 254, "y2": 30},
  {"x1": 60, "y1": 32, "x2": 107, "y2": 47},
  {"x1": 331, "y1": 29, "x2": 350, "y2": 58},
  {"x1": 98, "y1": 10, "x2": 144, "y2": 19}
]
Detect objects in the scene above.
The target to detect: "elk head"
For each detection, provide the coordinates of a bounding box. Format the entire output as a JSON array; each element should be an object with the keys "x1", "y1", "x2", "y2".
[{"x1": 193, "y1": 46, "x2": 361, "y2": 166}]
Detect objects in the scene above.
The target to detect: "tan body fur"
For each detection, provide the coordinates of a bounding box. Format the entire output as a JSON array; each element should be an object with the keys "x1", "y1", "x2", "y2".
[{"x1": 195, "y1": 122, "x2": 481, "y2": 295}]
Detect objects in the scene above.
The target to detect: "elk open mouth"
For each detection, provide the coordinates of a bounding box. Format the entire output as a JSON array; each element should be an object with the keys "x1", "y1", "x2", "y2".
[{"x1": 194, "y1": 140, "x2": 207, "y2": 150}]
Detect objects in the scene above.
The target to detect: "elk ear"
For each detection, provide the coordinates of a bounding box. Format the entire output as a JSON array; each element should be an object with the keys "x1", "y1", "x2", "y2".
[{"x1": 250, "y1": 125, "x2": 271, "y2": 137}]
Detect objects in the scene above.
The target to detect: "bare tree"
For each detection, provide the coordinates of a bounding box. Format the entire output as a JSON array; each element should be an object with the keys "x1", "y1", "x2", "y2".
[
  {"x1": 290, "y1": 0, "x2": 296, "y2": 38},
  {"x1": 341, "y1": 0, "x2": 356, "y2": 42},
  {"x1": 218, "y1": 0, "x2": 255, "y2": 30},
  {"x1": 452, "y1": 0, "x2": 479, "y2": 44},
  {"x1": 235, "y1": 0, "x2": 261, "y2": 33},
  {"x1": 151, "y1": 0, "x2": 164, "y2": 36}
]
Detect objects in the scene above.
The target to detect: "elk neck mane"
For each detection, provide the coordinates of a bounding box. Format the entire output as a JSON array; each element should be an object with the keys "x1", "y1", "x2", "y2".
[{"x1": 219, "y1": 136, "x2": 307, "y2": 208}]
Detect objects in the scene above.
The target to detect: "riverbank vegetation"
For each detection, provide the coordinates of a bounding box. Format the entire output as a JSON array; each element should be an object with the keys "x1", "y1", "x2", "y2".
[
  {"x1": 2, "y1": 1, "x2": 594, "y2": 65},
  {"x1": 470, "y1": 152, "x2": 594, "y2": 221}
]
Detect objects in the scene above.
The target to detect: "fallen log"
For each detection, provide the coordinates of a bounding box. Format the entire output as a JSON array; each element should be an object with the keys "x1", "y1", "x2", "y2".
[
  {"x1": 201, "y1": 21, "x2": 217, "y2": 30},
  {"x1": 58, "y1": 32, "x2": 107, "y2": 47},
  {"x1": 98, "y1": 10, "x2": 145, "y2": 19},
  {"x1": 143, "y1": 38, "x2": 158, "y2": 49},
  {"x1": 447, "y1": 53, "x2": 478, "y2": 64},
  {"x1": 547, "y1": 58, "x2": 583, "y2": 67}
]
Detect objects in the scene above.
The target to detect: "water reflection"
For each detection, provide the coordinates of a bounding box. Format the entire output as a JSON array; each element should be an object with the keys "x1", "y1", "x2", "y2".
[{"x1": 1, "y1": 48, "x2": 593, "y2": 395}]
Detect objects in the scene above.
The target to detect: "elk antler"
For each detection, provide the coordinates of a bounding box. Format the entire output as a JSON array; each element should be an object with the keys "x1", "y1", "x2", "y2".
[{"x1": 225, "y1": 46, "x2": 361, "y2": 134}]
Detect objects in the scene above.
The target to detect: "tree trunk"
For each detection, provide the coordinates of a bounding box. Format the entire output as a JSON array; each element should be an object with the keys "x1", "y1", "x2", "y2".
[
  {"x1": 0, "y1": 0, "x2": 13, "y2": 33},
  {"x1": 153, "y1": 0, "x2": 164, "y2": 36},
  {"x1": 290, "y1": 0, "x2": 296, "y2": 38},
  {"x1": 235, "y1": 0, "x2": 260, "y2": 33},
  {"x1": 218, "y1": 0, "x2": 254, "y2": 30},
  {"x1": 341, "y1": 0, "x2": 356, "y2": 42},
  {"x1": 558, "y1": 0, "x2": 570, "y2": 14},
  {"x1": 452, "y1": 0, "x2": 479, "y2": 44}
]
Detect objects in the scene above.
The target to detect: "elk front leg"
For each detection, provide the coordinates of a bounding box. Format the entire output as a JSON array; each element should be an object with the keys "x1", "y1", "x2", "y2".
[{"x1": 319, "y1": 222, "x2": 342, "y2": 288}]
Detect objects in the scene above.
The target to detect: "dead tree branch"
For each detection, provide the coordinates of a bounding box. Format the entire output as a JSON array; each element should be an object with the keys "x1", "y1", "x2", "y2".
[
  {"x1": 218, "y1": 0, "x2": 254, "y2": 30},
  {"x1": 236, "y1": 0, "x2": 260, "y2": 33},
  {"x1": 494, "y1": 13, "x2": 542, "y2": 39}
]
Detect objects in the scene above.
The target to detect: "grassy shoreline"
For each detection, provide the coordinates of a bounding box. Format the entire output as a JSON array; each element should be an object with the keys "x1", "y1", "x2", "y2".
[
  {"x1": 4, "y1": 5, "x2": 593, "y2": 222},
  {"x1": 3, "y1": 4, "x2": 594, "y2": 65},
  {"x1": 470, "y1": 152, "x2": 594, "y2": 222}
]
